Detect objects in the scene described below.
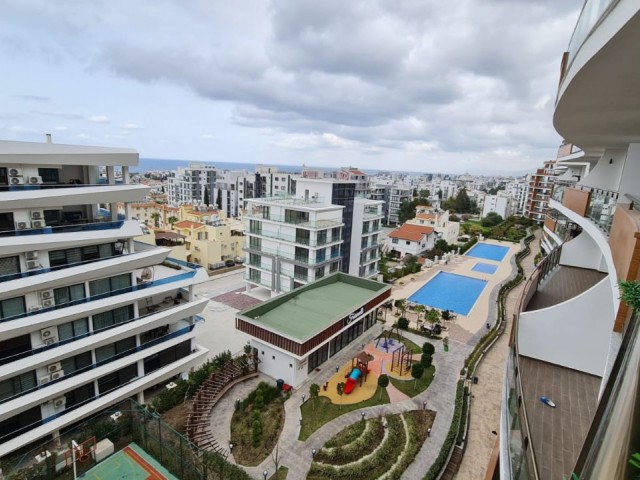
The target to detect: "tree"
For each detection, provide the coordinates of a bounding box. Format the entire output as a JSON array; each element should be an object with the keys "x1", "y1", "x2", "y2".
[
  {"x1": 168, "y1": 216, "x2": 179, "y2": 228},
  {"x1": 309, "y1": 384, "x2": 320, "y2": 410},
  {"x1": 414, "y1": 304, "x2": 425, "y2": 329},
  {"x1": 481, "y1": 212, "x2": 503, "y2": 227},
  {"x1": 215, "y1": 189, "x2": 222, "y2": 209},
  {"x1": 426, "y1": 309, "x2": 440, "y2": 328},
  {"x1": 419, "y1": 189, "x2": 430, "y2": 198},
  {"x1": 394, "y1": 298, "x2": 407, "y2": 317},
  {"x1": 271, "y1": 443, "x2": 281, "y2": 475},
  {"x1": 377, "y1": 374, "x2": 389, "y2": 399},
  {"x1": 397, "y1": 317, "x2": 410, "y2": 330},
  {"x1": 336, "y1": 382, "x2": 345, "y2": 408},
  {"x1": 411, "y1": 363, "x2": 424, "y2": 390},
  {"x1": 434, "y1": 239, "x2": 450, "y2": 253},
  {"x1": 150, "y1": 212, "x2": 160, "y2": 228},
  {"x1": 422, "y1": 342, "x2": 435, "y2": 356},
  {"x1": 437, "y1": 189, "x2": 443, "y2": 199},
  {"x1": 203, "y1": 186, "x2": 210, "y2": 206},
  {"x1": 420, "y1": 353, "x2": 432, "y2": 369}
]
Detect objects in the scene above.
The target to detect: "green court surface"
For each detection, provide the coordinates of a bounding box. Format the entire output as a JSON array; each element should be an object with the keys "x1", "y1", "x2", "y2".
[{"x1": 81, "y1": 443, "x2": 177, "y2": 480}]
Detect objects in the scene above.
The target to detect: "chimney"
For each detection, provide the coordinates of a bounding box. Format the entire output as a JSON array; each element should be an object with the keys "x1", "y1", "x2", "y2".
[{"x1": 45, "y1": 133, "x2": 52, "y2": 143}]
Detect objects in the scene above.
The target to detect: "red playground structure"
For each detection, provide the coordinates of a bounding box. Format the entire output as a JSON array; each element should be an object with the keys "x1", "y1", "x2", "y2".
[{"x1": 344, "y1": 351, "x2": 370, "y2": 394}]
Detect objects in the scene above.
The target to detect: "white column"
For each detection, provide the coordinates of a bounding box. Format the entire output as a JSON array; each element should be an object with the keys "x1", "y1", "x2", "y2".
[
  {"x1": 122, "y1": 166, "x2": 129, "y2": 185},
  {"x1": 106, "y1": 166, "x2": 116, "y2": 185}
]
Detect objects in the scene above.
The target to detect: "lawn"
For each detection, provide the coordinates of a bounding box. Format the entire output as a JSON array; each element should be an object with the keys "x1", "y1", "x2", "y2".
[
  {"x1": 268, "y1": 466, "x2": 288, "y2": 479},
  {"x1": 299, "y1": 386, "x2": 390, "y2": 441},
  {"x1": 389, "y1": 365, "x2": 436, "y2": 397}
]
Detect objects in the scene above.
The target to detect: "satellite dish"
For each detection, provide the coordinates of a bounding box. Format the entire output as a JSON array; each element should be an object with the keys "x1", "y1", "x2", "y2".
[{"x1": 141, "y1": 267, "x2": 154, "y2": 281}]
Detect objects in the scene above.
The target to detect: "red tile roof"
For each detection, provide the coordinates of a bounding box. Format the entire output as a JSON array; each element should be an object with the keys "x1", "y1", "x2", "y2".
[
  {"x1": 173, "y1": 220, "x2": 205, "y2": 230},
  {"x1": 388, "y1": 224, "x2": 434, "y2": 241}
]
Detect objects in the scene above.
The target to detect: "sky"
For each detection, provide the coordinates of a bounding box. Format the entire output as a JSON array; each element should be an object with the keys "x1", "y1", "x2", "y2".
[{"x1": 0, "y1": 1, "x2": 581, "y2": 175}]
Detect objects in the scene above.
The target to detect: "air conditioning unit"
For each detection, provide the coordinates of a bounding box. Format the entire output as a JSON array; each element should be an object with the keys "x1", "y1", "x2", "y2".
[
  {"x1": 50, "y1": 371, "x2": 64, "y2": 381},
  {"x1": 39, "y1": 289, "x2": 53, "y2": 299},
  {"x1": 29, "y1": 176, "x2": 43, "y2": 185},
  {"x1": 42, "y1": 299, "x2": 54, "y2": 308},
  {"x1": 47, "y1": 363, "x2": 62, "y2": 373},
  {"x1": 29, "y1": 305, "x2": 43, "y2": 312},
  {"x1": 31, "y1": 211, "x2": 44, "y2": 220},
  {"x1": 40, "y1": 327, "x2": 58, "y2": 340},
  {"x1": 39, "y1": 375, "x2": 52, "y2": 386},
  {"x1": 26, "y1": 251, "x2": 39, "y2": 260},
  {"x1": 8, "y1": 168, "x2": 22, "y2": 177},
  {"x1": 44, "y1": 337, "x2": 57, "y2": 346},
  {"x1": 26, "y1": 260, "x2": 39, "y2": 270},
  {"x1": 53, "y1": 396, "x2": 66, "y2": 409},
  {"x1": 16, "y1": 221, "x2": 29, "y2": 230},
  {"x1": 10, "y1": 177, "x2": 24, "y2": 185},
  {"x1": 32, "y1": 220, "x2": 46, "y2": 228}
]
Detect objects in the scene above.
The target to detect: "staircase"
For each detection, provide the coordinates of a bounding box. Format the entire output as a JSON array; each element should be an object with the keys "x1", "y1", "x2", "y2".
[
  {"x1": 186, "y1": 353, "x2": 259, "y2": 457},
  {"x1": 441, "y1": 445, "x2": 464, "y2": 479}
]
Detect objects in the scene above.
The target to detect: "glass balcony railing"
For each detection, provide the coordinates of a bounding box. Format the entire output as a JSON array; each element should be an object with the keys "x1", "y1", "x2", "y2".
[
  {"x1": 551, "y1": 183, "x2": 618, "y2": 234},
  {"x1": 0, "y1": 325, "x2": 194, "y2": 407},
  {"x1": 566, "y1": 0, "x2": 618, "y2": 71},
  {"x1": 0, "y1": 271, "x2": 196, "y2": 324},
  {"x1": 243, "y1": 274, "x2": 272, "y2": 288},
  {"x1": 244, "y1": 211, "x2": 343, "y2": 228},
  {"x1": 246, "y1": 228, "x2": 342, "y2": 247},
  {"x1": 0, "y1": 181, "x2": 130, "y2": 192},
  {"x1": 0, "y1": 220, "x2": 124, "y2": 238},
  {"x1": 243, "y1": 243, "x2": 341, "y2": 266}
]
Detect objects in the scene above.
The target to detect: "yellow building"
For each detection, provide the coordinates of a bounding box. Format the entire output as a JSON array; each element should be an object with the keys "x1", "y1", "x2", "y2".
[{"x1": 171, "y1": 219, "x2": 244, "y2": 269}]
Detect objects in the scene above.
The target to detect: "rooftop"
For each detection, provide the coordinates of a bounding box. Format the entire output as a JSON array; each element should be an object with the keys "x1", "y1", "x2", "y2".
[
  {"x1": 388, "y1": 223, "x2": 435, "y2": 241},
  {"x1": 238, "y1": 273, "x2": 389, "y2": 342},
  {"x1": 0, "y1": 139, "x2": 138, "y2": 166}
]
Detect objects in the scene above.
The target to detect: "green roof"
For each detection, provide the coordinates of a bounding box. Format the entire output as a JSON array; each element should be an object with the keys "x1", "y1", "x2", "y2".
[{"x1": 238, "y1": 273, "x2": 389, "y2": 342}]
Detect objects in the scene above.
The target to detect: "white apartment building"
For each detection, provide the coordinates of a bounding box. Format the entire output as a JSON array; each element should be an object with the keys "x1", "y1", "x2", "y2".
[
  {"x1": 167, "y1": 163, "x2": 217, "y2": 207},
  {"x1": 505, "y1": 178, "x2": 529, "y2": 216},
  {"x1": 386, "y1": 186, "x2": 412, "y2": 225},
  {"x1": 243, "y1": 196, "x2": 344, "y2": 296},
  {"x1": 335, "y1": 167, "x2": 371, "y2": 197},
  {"x1": 407, "y1": 205, "x2": 460, "y2": 244},
  {"x1": 0, "y1": 139, "x2": 209, "y2": 457},
  {"x1": 481, "y1": 193, "x2": 512, "y2": 219}
]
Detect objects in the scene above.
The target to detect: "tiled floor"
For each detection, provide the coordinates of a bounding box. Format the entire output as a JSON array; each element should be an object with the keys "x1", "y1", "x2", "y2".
[
  {"x1": 212, "y1": 287, "x2": 263, "y2": 310},
  {"x1": 518, "y1": 355, "x2": 601, "y2": 480},
  {"x1": 525, "y1": 265, "x2": 607, "y2": 311}
]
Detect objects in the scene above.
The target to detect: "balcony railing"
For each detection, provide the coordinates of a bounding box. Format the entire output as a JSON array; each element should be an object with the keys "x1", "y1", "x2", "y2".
[
  {"x1": 0, "y1": 220, "x2": 124, "y2": 238},
  {"x1": 0, "y1": 271, "x2": 196, "y2": 324},
  {"x1": 565, "y1": 0, "x2": 618, "y2": 73},
  {"x1": 0, "y1": 182, "x2": 129, "y2": 192},
  {"x1": 552, "y1": 183, "x2": 619, "y2": 234},
  {"x1": 243, "y1": 243, "x2": 341, "y2": 266},
  {"x1": 246, "y1": 228, "x2": 342, "y2": 247},
  {"x1": 0, "y1": 325, "x2": 194, "y2": 407},
  {"x1": 244, "y1": 211, "x2": 343, "y2": 228},
  {"x1": 243, "y1": 274, "x2": 273, "y2": 288}
]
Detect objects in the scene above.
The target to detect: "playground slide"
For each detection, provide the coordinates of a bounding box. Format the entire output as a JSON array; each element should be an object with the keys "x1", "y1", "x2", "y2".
[{"x1": 344, "y1": 368, "x2": 361, "y2": 394}]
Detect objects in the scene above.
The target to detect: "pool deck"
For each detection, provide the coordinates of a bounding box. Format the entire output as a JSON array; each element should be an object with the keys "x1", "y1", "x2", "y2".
[{"x1": 389, "y1": 239, "x2": 520, "y2": 344}]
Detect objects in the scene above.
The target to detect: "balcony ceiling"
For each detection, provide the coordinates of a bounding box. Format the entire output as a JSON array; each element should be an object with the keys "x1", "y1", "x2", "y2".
[{"x1": 554, "y1": 9, "x2": 640, "y2": 148}]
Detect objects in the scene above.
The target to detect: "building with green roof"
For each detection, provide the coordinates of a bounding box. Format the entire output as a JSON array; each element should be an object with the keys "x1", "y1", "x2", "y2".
[{"x1": 236, "y1": 272, "x2": 391, "y2": 387}]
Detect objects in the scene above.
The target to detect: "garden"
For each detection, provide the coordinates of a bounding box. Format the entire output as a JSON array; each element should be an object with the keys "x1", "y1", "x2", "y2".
[{"x1": 307, "y1": 410, "x2": 435, "y2": 480}]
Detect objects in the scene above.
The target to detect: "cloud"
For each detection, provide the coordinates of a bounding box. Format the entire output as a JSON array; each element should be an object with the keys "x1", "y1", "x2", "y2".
[
  {"x1": 122, "y1": 123, "x2": 140, "y2": 129},
  {"x1": 13, "y1": 95, "x2": 50, "y2": 102},
  {"x1": 87, "y1": 115, "x2": 109, "y2": 124}
]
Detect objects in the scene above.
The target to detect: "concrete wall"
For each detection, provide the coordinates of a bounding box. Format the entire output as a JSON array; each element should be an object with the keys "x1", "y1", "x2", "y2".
[
  {"x1": 582, "y1": 149, "x2": 627, "y2": 192},
  {"x1": 560, "y1": 229, "x2": 607, "y2": 272},
  {"x1": 518, "y1": 277, "x2": 613, "y2": 376}
]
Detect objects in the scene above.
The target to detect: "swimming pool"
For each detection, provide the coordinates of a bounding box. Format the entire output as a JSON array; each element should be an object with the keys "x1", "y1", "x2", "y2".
[
  {"x1": 408, "y1": 272, "x2": 488, "y2": 316},
  {"x1": 466, "y1": 242, "x2": 509, "y2": 262},
  {"x1": 472, "y1": 262, "x2": 498, "y2": 274}
]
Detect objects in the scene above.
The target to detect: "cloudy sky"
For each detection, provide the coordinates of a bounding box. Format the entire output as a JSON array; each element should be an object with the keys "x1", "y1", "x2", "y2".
[{"x1": 1, "y1": 1, "x2": 580, "y2": 174}]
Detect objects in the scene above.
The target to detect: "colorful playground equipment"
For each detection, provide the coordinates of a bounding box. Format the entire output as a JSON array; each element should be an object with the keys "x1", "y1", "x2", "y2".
[{"x1": 345, "y1": 351, "x2": 370, "y2": 394}]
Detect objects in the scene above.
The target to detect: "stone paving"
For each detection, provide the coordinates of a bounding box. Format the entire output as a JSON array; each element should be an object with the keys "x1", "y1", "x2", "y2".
[{"x1": 455, "y1": 231, "x2": 541, "y2": 479}]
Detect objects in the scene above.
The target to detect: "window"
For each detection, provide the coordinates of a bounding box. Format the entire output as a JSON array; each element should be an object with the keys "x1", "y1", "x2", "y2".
[
  {"x1": 315, "y1": 267, "x2": 324, "y2": 279},
  {"x1": 285, "y1": 209, "x2": 309, "y2": 224},
  {"x1": 0, "y1": 371, "x2": 36, "y2": 402},
  {"x1": 392, "y1": 238, "x2": 398, "y2": 244},
  {"x1": 0, "y1": 256, "x2": 19, "y2": 278},
  {"x1": 0, "y1": 334, "x2": 31, "y2": 366},
  {"x1": 316, "y1": 230, "x2": 327, "y2": 245},
  {"x1": 65, "y1": 383, "x2": 95, "y2": 409},
  {"x1": 406, "y1": 241, "x2": 410, "y2": 245},
  {"x1": 89, "y1": 273, "x2": 131, "y2": 296},
  {"x1": 60, "y1": 351, "x2": 92, "y2": 377},
  {"x1": 143, "y1": 340, "x2": 191, "y2": 374},
  {"x1": 92, "y1": 305, "x2": 134, "y2": 331},
  {"x1": 294, "y1": 265, "x2": 308, "y2": 281},
  {"x1": 54, "y1": 283, "x2": 85, "y2": 306},
  {"x1": 38, "y1": 168, "x2": 60, "y2": 184},
  {"x1": 49, "y1": 243, "x2": 117, "y2": 268},
  {"x1": 58, "y1": 318, "x2": 89, "y2": 343},
  {"x1": 95, "y1": 337, "x2": 136, "y2": 365},
  {"x1": 0, "y1": 406, "x2": 41, "y2": 441},
  {"x1": 0, "y1": 296, "x2": 26, "y2": 321},
  {"x1": 0, "y1": 213, "x2": 14, "y2": 232},
  {"x1": 329, "y1": 261, "x2": 339, "y2": 273}
]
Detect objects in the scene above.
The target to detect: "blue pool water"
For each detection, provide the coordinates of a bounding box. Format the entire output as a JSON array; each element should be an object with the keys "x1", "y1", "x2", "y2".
[
  {"x1": 408, "y1": 272, "x2": 488, "y2": 316},
  {"x1": 466, "y1": 243, "x2": 509, "y2": 261},
  {"x1": 472, "y1": 262, "x2": 498, "y2": 274}
]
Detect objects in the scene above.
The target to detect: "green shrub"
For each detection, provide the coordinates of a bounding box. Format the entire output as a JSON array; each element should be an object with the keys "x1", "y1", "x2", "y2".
[
  {"x1": 422, "y1": 342, "x2": 435, "y2": 355},
  {"x1": 420, "y1": 354, "x2": 432, "y2": 369},
  {"x1": 397, "y1": 317, "x2": 409, "y2": 330},
  {"x1": 252, "y1": 418, "x2": 263, "y2": 447}
]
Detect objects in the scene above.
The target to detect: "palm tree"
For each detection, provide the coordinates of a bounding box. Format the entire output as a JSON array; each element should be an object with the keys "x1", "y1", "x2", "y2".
[
  {"x1": 414, "y1": 304, "x2": 425, "y2": 330},
  {"x1": 168, "y1": 216, "x2": 179, "y2": 229},
  {"x1": 394, "y1": 298, "x2": 407, "y2": 318},
  {"x1": 150, "y1": 212, "x2": 160, "y2": 228}
]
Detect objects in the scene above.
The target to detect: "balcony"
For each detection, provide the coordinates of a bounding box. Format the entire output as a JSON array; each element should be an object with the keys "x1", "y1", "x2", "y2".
[
  {"x1": 243, "y1": 243, "x2": 341, "y2": 266},
  {"x1": 551, "y1": 183, "x2": 618, "y2": 234},
  {"x1": 245, "y1": 211, "x2": 343, "y2": 229},
  {"x1": 246, "y1": 228, "x2": 342, "y2": 248},
  {"x1": 0, "y1": 220, "x2": 124, "y2": 238}
]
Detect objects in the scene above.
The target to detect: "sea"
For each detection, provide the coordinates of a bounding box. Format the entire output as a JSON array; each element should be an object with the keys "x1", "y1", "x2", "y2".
[{"x1": 132, "y1": 158, "x2": 369, "y2": 175}]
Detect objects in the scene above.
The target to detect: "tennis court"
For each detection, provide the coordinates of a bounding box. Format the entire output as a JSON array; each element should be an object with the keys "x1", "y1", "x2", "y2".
[{"x1": 82, "y1": 443, "x2": 177, "y2": 480}]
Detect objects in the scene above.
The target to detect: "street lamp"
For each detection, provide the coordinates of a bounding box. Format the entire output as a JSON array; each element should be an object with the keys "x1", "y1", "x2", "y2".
[
  {"x1": 229, "y1": 443, "x2": 234, "y2": 453},
  {"x1": 312, "y1": 448, "x2": 316, "y2": 458},
  {"x1": 263, "y1": 470, "x2": 268, "y2": 480},
  {"x1": 361, "y1": 411, "x2": 365, "y2": 421},
  {"x1": 336, "y1": 365, "x2": 339, "y2": 373},
  {"x1": 302, "y1": 394, "x2": 306, "y2": 403},
  {"x1": 423, "y1": 401, "x2": 426, "y2": 410}
]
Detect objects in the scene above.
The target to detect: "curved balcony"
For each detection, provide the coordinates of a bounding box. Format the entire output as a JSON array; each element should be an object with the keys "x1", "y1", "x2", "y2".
[
  {"x1": 555, "y1": 0, "x2": 640, "y2": 147},
  {"x1": 551, "y1": 183, "x2": 618, "y2": 234}
]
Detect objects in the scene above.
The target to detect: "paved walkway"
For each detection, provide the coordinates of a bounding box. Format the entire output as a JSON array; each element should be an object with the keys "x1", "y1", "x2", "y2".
[{"x1": 456, "y1": 231, "x2": 541, "y2": 479}]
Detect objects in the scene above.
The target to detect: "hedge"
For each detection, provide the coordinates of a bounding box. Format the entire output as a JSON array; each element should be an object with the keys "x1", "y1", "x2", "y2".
[{"x1": 423, "y1": 380, "x2": 464, "y2": 480}]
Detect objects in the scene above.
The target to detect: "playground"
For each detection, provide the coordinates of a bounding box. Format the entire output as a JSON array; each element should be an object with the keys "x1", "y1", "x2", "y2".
[
  {"x1": 81, "y1": 443, "x2": 177, "y2": 480},
  {"x1": 318, "y1": 330, "x2": 422, "y2": 405}
]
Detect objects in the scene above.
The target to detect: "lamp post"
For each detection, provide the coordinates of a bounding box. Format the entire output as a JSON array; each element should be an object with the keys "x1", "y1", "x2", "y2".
[
  {"x1": 302, "y1": 394, "x2": 306, "y2": 403},
  {"x1": 263, "y1": 470, "x2": 268, "y2": 480},
  {"x1": 423, "y1": 401, "x2": 426, "y2": 410},
  {"x1": 361, "y1": 411, "x2": 365, "y2": 421},
  {"x1": 312, "y1": 448, "x2": 316, "y2": 459},
  {"x1": 229, "y1": 443, "x2": 233, "y2": 453},
  {"x1": 336, "y1": 365, "x2": 339, "y2": 373}
]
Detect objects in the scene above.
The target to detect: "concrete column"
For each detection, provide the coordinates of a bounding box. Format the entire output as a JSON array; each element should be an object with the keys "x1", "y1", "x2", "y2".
[
  {"x1": 122, "y1": 166, "x2": 129, "y2": 184},
  {"x1": 110, "y1": 202, "x2": 118, "y2": 222},
  {"x1": 106, "y1": 166, "x2": 116, "y2": 185}
]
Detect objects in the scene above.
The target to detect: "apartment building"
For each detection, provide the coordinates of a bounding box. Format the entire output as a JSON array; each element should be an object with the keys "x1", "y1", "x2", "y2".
[
  {"x1": 0, "y1": 139, "x2": 209, "y2": 457},
  {"x1": 386, "y1": 186, "x2": 412, "y2": 225},
  {"x1": 171, "y1": 218, "x2": 244, "y2": 268},
  {"x1": 166, "y1": 163, "x2": 217, "y2": 206},
  {"x1": 406, "y1": 205, "x2": 460, "y2": 244},
  {"x1": 505, "y1": 178, "x2": 529, "y2": 216},
  {"x1": 523, "y1": 160, "x2": 558, "y2": 224},
  {"x1": 500, "y1": 2, "x2": 640, "y2": 479},
  {"x1": 481, "y1": 192, "x2": 512, "y2": 219},
  {"x1": 334, "y1": 167, "x2": 371, "y2": 197}
]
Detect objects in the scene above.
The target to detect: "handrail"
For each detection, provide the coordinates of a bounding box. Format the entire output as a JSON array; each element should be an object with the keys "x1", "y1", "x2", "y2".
[
  {"x1": 0, "y1": 220, "x2": 124, "y2": 237},
  {"x1": 0, "y1": 326, "x2": 194, "y2": 423},
  {"x1": 246, "y1": 228, "x2": 343, "y2": 247},
  {"x1": 0, "y1": 298, "x2": 191, "y2": 366},
  {"x1": 0, "y1": 182, "x2": 133, "y2": 191},
  {"x1": 0, "y1": 271, "x2": 196, "y2": 324}
]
